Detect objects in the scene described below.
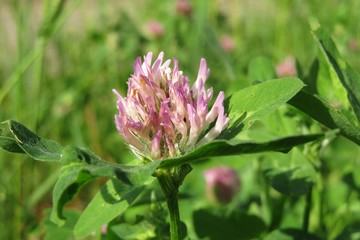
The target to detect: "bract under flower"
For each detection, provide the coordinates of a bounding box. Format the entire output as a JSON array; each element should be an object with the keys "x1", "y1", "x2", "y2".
[{"x1": 113, "y1": 52, "x2": 229, "y2": 160}]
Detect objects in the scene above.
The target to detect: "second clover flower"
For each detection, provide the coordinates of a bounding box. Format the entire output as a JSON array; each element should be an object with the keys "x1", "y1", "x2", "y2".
[{"x1": 113, "y1": 52, "x2": 229, "y2": 160}]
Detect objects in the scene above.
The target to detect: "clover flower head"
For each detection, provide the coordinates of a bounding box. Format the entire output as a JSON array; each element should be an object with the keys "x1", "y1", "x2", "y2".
[
  {"x1": 113, "y1": 52, "x2": 229, "y2": 160},
  {"x1": 276, "y1": 56, "x2": 297, "y2": 77},
  {"x1": 176, "y1": 0, "x2": 192, "y2": 17},
  {"x1": 204, "y1": 166, "x2": 241, "y2": 204},
  {"x1": 146, "y1": 20, "x2": 164, "y2": 38}
]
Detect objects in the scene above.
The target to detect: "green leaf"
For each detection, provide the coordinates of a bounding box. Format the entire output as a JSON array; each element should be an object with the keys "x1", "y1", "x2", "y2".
[
  {"x1": 51, "y1": 146, "x2": 161, "y2": 226},
  {"x1": 288, "y1": 90, "x2": 360, "y2": 145},
  {"x1": 0, "y1": 136, "x2": 24, "y2": 153},
  {"x1": 302, "y1": 59, "x2": 319, "y2": 94},
  {"x1": 248, "y1": 56, "x2": 276, "y2": 82},
  {"x1": 313, "y1": 27, "x2": 360, "y2": 122},
  {"x1": 193, "y1": 208, "x2": 266, "y2": 240},
  {"x1": 312, "y1": 28, "x2": 349, "y2": 110},
  {"x1": 264, "y1": 228, "x2": 321, "y2": 240},
  {"x1": 50, "y1": 165, "x2": 93, "y2": 225},
  {"x1": 160, "y1": 134, "x2": 322, "y2": 168},
  {"x1": 264, "y1": 168, "x2": 314, "y2": 197},
  {"x1": 223, "y1": 77, "x2": 305, "y2": 138},
  {"x1": 353, "y1": 168, "x2": 360, "y2": 190},
  {"x1": 110, "y1": 222, "x2": 156, "y2": 239},
  {"x1": 43, "y1": 209, "x2": 81, "y2": 240},
  {"x1": 335, "y1": 220, "x2": 360, "y2": 240},
  {"x1": 0, "y1": 120, "x2": 63, "y2": 161},
  {"x1": 263, "y1": 148, "x2": 317, "y2": 197},
  {"x1": 343, "y1": 172, "x2": 360, "y2": 194},
  {"x1": 343, "y1": 67, "x2": 360, "y2": 121},
  {"x1": 74, "y1": 162, "x2": 160, "y2": 238}
]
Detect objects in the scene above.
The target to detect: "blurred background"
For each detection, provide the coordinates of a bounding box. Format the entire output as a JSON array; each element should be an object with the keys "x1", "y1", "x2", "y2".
[{"x1": 1, "y1": 0, "x2": 360, "y2": 239}]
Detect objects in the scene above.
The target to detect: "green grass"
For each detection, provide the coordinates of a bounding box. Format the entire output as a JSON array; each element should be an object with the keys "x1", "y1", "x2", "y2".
[{"x1": 1, "y1": 0, "x2": 360, "y2": 239}]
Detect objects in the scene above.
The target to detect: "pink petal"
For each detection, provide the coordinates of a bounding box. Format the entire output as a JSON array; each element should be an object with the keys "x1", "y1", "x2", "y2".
[
  {"x1": 205, "y1": 91, "x2": 225, "y2": 125},
  {"x1": 151, "y1": 130, "x2": 162, "y2": 159}
]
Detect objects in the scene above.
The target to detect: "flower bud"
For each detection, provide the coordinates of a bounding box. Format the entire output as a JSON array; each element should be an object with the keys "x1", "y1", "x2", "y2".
[{"x1": 204, "y1": 166, "x2": 240, "y2": 204}]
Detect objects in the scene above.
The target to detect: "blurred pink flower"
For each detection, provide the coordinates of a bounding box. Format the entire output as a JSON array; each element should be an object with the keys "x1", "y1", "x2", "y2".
[
  {"x1": 176, "y1": 0, "x2": 192, "y2": 17},
  {"x1": 348, "y1": 38, "x2": 358, "y2": 52},
  {"x1": 276, "y1": 56, "x2": 297, "y2": 77},
  {"x1": 205, "y1": 166, "x2": 240, "y2": 204},
  {"x1": 101, "y1": 224, "x2": 107, "y2": 234},
  {"x1": 220, "y1": 35, "x2": 235, "y2": 53},
  {"x1": 146, "y1": 20, "x2": 165, "y2": 38},
  {"x1": 113, "y1": 52, "x2": 229, "y2": 160}
]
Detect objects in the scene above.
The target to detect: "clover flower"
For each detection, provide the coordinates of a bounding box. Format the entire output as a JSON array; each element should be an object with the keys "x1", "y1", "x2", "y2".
[
  {"x1": 176, "y1": 0, "x2": 192, "y2": 17},
  {"x1": 113, "y1": 52, "x2": 229, "y2": 160},
  {"x1": 220, "y1": 35, "x2": 235, "y2": 53},
  {"x1": 204, "y1": 166, "x2": 241, "y2": 204},
  {"x1": 276, "y1": 56, "x2": 297, "y2": 77},
  {"x1": 146, "y1": 20, "x2": 165, "y2": 38}
]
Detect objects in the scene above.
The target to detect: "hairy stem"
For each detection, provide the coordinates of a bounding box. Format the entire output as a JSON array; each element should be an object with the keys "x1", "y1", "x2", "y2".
[
  {"x1": 157, "y1": 172, "x2": 181, "y2": 240},
  {"x1": 156, "y1": 165, "x2": 191, "y2": 240},
  {"x1": 166, "y1": 193, "x2": 181, "y2": 240}
]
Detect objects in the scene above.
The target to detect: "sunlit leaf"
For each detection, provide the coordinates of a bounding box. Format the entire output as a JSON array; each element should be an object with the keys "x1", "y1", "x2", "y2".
[
  {"x1": 110, "y1": 222, "x2": 156, "y2": 239},
  {"x1": 223, "y1": 77, "x2": 305, "y2": 139},
  {"x1": 313, "y1": 27, "x2": 360, "y2": 122}
]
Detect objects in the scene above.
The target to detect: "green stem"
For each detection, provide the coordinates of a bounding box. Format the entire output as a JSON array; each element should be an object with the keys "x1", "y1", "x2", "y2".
[
  {"x1": 157, "y1": 172, "x2": 181, "y2": 240},
  {"x1": 166, "y1": 193, "x2": 181, "y2": 240},
  {"x1": 156, "y1": 165, "x2": 191, "y2": 240}
]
